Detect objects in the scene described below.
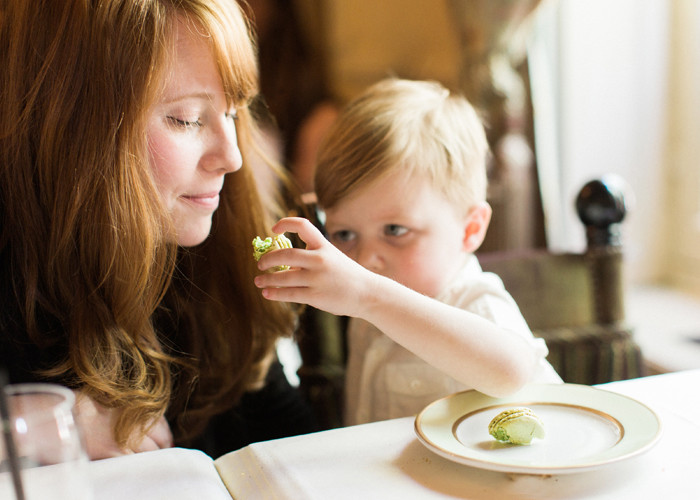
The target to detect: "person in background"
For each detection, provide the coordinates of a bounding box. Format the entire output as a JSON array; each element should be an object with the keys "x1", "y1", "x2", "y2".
[
  {"x1": 0, "y1": 0, "x2": 316, "y2": 459},
  {"x1": 240, "y1": 0, "x2": 338, "y2": 195},
  {"x1": 254, "y1": 78, "x2": 561, "y2": 425}
]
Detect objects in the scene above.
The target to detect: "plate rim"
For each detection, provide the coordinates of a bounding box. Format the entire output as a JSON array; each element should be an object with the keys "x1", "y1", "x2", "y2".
[{"x1": 414, "y1": 383, "x2": 662, "y2": 474}]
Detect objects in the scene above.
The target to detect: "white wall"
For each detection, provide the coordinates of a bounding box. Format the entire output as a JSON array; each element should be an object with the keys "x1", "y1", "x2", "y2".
[
  {"x1": 531, "y1": 0, "x2": 670, "y2": 285},
  {"x1": 665, "y1": 0, "x2": 700, "y2": 293}
]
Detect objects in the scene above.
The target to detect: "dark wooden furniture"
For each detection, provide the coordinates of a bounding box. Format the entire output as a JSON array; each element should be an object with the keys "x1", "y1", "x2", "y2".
[{"x1": 478, "y1": 176, "x2": 643, "y2": 386}]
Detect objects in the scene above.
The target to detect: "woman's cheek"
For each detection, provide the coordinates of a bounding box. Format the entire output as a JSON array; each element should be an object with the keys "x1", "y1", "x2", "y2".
[
  {"x1": 147, "y1": 130, "x2": 174, "y2": 178},
  {"x1": 146, "y1": 130, "x2": 183, "y2": 205}
]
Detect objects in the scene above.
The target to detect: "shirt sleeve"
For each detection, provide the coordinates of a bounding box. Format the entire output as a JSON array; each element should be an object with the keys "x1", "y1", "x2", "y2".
[{"x1": 441, "y1": 268, "x2": 563, "y2": 383}]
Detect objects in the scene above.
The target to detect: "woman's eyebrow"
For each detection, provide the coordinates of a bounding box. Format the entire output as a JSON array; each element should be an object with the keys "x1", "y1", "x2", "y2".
[{"x1": 161, "y1": 91, "x2": 217, "y2": 105}]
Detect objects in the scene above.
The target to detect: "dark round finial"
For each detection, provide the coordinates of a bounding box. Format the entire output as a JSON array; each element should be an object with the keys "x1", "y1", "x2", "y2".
[{"x1": 576, "y1": 175, "x2": 630, "y2": 247}]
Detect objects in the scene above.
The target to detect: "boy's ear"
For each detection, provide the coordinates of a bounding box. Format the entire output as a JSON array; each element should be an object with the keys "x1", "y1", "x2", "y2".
[{"x1": 462, "y1": 202, "x2": 492, "y2": 253}]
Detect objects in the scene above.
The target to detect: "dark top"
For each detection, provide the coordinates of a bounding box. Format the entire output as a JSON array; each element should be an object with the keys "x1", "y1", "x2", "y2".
[
  {"x1": 0, "y1": 312, "x2": 318, "y2": 459},
  {"x1": 190, "y1": 358, "x2": 318, "y2": 458}
]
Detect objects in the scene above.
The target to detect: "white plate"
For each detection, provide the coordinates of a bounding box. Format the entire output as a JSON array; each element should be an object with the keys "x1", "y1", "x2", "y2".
[{"x1": 414, "y1": 383, "x2": 661, "y2": 474}]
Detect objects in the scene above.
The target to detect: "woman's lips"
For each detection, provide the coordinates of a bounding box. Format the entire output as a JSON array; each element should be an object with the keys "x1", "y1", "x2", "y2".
[{"x1": 181, "y1": 191, "x2": 221, "y2": 210}]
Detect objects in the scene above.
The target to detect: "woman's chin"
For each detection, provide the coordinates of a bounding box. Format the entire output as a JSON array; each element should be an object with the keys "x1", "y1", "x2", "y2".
[{"x1": 174, "y1": 220, "x2": 213, "y2": 247}]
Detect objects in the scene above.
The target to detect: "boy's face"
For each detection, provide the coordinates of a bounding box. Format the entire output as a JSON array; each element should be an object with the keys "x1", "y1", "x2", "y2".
[{"x1": 323, "y1": 172, "x2": 471, "y2": 298}]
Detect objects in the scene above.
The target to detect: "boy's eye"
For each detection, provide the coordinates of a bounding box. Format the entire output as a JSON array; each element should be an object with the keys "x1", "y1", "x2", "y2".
[
  {"x1": 167, "y1": 116, "x2": 202, "y2": 128},
  {"x1": 225, "y1": 109, "x2": 239, "y2": 121},
  {"x1": 384, "y1": 224, "x2": 408, "y2": 237},
  {"x1": 330, "y1": 229, "x2": 355, "y2": 244}
]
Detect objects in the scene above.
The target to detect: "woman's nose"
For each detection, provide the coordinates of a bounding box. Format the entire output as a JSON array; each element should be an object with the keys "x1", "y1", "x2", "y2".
[{"x1": 203, "y1": 120, "x2": 243, "y2": 174}]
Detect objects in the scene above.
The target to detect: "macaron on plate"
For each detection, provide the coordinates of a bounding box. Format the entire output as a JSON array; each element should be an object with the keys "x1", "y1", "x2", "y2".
[{"x1": 414, "y1": 383, "x2": 661, "y2": 474}]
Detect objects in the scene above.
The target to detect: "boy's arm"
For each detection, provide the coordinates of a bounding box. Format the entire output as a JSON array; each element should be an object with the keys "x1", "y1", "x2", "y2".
[{"x1": 254, "y1": 217, "x2": 539, "y2": 398}]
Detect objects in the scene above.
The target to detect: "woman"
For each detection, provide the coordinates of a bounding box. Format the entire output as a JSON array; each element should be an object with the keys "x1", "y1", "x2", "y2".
[{"x1": 0, "y1": 0, "x2": 316, "y2": 458}]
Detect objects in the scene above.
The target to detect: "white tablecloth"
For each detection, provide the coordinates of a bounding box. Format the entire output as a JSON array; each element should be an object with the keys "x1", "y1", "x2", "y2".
[
  {"x1": 7, "y1": 370, "x2": 695, "y2": 499},
  {"x1": 219, "y1": 370, "x2": 698, "y2": 499}
]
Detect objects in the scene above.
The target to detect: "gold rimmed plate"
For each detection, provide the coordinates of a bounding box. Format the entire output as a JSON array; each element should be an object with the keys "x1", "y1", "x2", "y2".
[{"x1": 414, "y1": 384, "x2": 661, "y2": 474}]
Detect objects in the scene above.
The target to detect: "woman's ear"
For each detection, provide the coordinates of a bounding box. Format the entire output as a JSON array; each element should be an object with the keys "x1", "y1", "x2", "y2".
[{"x1": 462, "y1": 202, "x2": 492, "y2": 253}]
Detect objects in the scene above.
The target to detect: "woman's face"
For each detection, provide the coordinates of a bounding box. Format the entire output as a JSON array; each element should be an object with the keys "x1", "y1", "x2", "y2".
[{"x1": 146, "y1": 18, "x2": 242, "y2": 247}]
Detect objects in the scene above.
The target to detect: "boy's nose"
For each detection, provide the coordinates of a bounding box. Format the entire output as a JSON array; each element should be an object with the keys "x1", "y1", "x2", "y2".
[{"x1": 356, "y1": 243, "x2": 383, "y2": 272}]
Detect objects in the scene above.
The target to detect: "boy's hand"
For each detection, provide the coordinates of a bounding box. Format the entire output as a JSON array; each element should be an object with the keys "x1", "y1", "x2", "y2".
[{"x1": 253, "y1": 217, "x2": 378, "y2": 317}]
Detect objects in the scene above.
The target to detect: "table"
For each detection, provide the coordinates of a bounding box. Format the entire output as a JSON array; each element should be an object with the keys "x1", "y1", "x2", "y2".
[
  {"x1": 218, "y1": 370, "x2": 697, "y2": 499},
  {"x1": 9, "y1": 370, "x2": 697, "y2": 499}
]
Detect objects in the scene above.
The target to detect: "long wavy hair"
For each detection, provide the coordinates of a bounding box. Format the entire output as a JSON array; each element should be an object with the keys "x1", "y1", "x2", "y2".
[{"x1": 0, "y1": 0, "x2": 294, "y2": 447}]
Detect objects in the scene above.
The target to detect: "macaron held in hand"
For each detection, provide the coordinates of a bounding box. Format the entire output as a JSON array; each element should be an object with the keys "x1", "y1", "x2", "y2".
[{"x1": 252, "y1": 234, "x2": 293, "y2": 271}]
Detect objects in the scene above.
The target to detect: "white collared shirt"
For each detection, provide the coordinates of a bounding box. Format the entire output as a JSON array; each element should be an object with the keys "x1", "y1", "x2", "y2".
[{"x1": 344, "y1": 255, "x2": 562, "y2": 426}]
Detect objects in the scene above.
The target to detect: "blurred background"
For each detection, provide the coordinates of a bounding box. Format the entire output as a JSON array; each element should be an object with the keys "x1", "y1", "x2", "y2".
[{"x1": 244, "y1": 0, "x2": 700, "y2": 374}]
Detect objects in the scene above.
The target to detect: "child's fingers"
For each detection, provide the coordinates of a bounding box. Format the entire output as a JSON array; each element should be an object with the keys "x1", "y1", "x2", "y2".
[
  {"x1": 255, "y1": 247, "x2": 309, "y2": 273},
  {"x1": 258, "y1": 276, "x2": 346, "y2": 315},
  {"x1": 255, "y1": 266, "x2": 306, "y2": 288},
  {"x1": 271, "y1": 217, "x2": 326, "y2": 249},
  {"x1": 260, "y1": 285, "x2": 309, "y2": 304}
]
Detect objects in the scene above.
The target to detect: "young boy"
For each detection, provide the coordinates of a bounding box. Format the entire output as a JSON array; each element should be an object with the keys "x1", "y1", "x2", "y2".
[{"x1": 255, "y1": 78, "x2": 562, "y2": 425}]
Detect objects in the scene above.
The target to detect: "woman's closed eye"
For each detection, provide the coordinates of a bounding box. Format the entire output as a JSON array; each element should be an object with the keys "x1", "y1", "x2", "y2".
[{"x1": 167, "y1": 116, "x2": 202, "y2": 129}]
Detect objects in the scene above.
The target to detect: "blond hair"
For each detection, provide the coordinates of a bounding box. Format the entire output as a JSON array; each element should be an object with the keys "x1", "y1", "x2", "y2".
[
  {"x1": 0, "y1": 0, "x2": 293, "y2": 447},
  {"x1": 315, "y1": 78, "x2": 489, "y2": 214}
]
